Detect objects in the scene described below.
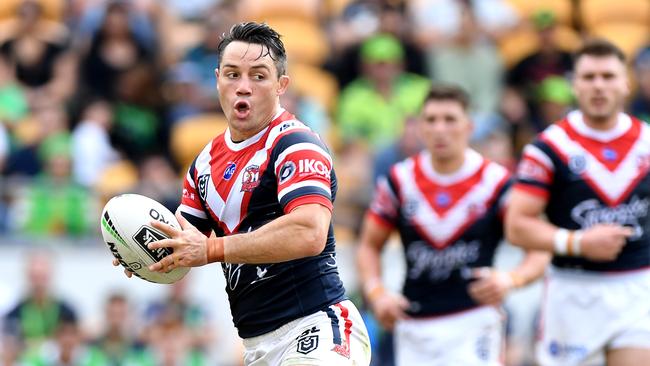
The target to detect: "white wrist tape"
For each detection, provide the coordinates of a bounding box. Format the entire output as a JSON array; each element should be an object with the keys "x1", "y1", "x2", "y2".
[
  {"x1": 571, "y1": 230, "x2": 583, "y2": 256},
  {"x1": 554, "y1": 229, "x2": 569, "y2": 255}
]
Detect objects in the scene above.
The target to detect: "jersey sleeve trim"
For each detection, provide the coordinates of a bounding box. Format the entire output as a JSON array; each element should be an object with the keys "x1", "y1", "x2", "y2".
[
  {"x1": 178, "y1": 204, "x2": 207, "y2": 219},
  {"x1": 513, "y1": 182, "x2": 550, "y2": 200},
  {"x1": 285, "y1": 194, "x2": 333, "y2": 213},
  {"x1": 278, "y1": 180, "x2": 331, "y2": 201},
  {"x1": 366, "y1": 210, "x2": 396, "y2": 229}
]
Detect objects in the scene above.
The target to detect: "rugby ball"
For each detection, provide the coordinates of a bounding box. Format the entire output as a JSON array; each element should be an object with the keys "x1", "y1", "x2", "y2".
[{"x1": 100, "y1": 194, "x2": 189, "y2": 284}]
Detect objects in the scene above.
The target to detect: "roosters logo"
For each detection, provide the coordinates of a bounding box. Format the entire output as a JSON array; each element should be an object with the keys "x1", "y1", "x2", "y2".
[{"x1": 241, "y1": 165, "x2": 260, "y2": 192}]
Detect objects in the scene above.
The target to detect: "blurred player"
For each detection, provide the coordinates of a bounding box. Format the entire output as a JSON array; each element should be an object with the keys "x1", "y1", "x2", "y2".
[
  {"x1": 357, "y1": 84, "x2": 550, "y2": 365},
  {"x1": 114, "y1": 22, "x2": 370, "y2": 365},
  {"x1": 506, "y1": 39, "x2": 650, "y2": 366}
]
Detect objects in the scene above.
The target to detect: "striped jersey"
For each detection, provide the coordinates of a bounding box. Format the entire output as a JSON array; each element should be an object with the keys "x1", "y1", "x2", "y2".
[
  {"x1": 178, "y1": 108, "x2": 345, "y2": 338},
  {"x1": 515, "y1": 111, "x2": 650, "y2": 272},
  {"x1": 368, "y1": 149, "x2": 511, "y2": 316}
]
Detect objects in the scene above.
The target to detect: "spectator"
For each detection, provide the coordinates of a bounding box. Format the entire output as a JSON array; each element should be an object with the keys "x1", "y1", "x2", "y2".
[
  {"x1": 630, "y1": 47, "x2": 650, "y2": 123},
  {"x1": 21, "y1": 319, "x2": 108, "y2": 366},
  {"x1": 91, "y1": 293, "x2": 145, "y2": 366},
  {"x1": 182, "y1": 10, "x2": 233, "y2": 113},
  {"x1": 505, "y1": 10, "x2": 573, "y2": 131},
  {"x1": 337, "y1": 34, "x2": 429, "y2": 149},
  {"x1": 326, "y1": 2, "x2": 427, "y2": 89},
  {"x1": 12, "y1": 133, "x2": 96, "y2": 237},
  {"x1": 71, "y1": 99, "x2": 118, "y2": 187},
  {"x1": 142, "y1": 277, "x2": 212, "y2": 366},
  {"x1": 280, "y1": 87, "x2": 331, "y2": 139},
  {"x1": 536, "y1": 75, "x2": 573, "y2": 126},
  {"x1": 0, "y1": 0, "x2": 73, "y2": 102},
  {"x1": 0, "y1": 121, "x2": 8, "y2": 173},
  {"x1": 111, "y1": 63, "x2": 166, "y2": 160},
  {"x1": 409, "y1": 0, "x2": 519, "y2": 47},
  {"x1": 3, "y1": 252, "x2": 77, "y2": 350},
  {"x1": 372, "y1": 115, "x2": 422, "y2": 183},
  {"x1": 79, "y1": 1, "x2": 154, "y2": 100},
  {"x1": 427, "y1": 0, "x2": 504, "y2": 141},
  {"x1": 134, "y1": 155, "x2": 180, "y2": 213}
]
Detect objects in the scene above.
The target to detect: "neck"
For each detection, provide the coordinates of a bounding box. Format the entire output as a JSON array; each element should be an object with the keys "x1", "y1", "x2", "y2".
[
  {"x1": 430, "y1": 151, "x2": 466, "y2": 175},
  {"x1": 583, "y1": 111, "x2": 620, "y2": 131},
  {"x1": 230, "y1": 106, "x2": 279, "y2": 142}
]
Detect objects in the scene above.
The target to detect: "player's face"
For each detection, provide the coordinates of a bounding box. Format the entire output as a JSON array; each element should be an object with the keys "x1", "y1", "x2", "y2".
[
  {"x1": 419, "y1": 100, "x2": 472, "y2": 161},
  {"x1": 573, "y1": 55, "x2": 629, "y2": 123},
  {"x1": 216, "y1": 41, "x2": 290, "y2": 141}
]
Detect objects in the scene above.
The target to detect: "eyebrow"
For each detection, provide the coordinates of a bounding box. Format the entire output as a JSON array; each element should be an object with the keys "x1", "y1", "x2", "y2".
[{"x1": 221, "y1": 64, "x2": 271, "y2": 71}]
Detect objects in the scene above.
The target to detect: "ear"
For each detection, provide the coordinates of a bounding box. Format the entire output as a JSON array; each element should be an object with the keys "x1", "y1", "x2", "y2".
[{"x1": 277, "y1": 75, "x2": 290, "y2": 96}]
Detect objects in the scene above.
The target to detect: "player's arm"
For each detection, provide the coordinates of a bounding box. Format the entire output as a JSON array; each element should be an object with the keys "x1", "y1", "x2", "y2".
[
  {"x1": 469, "y1": 177, "x2": 552, "y2": 305},
  {"x1": 220, "y1": 203, "x2": 331, "y2": 263},
  {"x1": 146, "y1": 202, "x2": 331, "y2": 271},
  {"x1": 356, "y1": 213, "x2": 410, "y2": 330},
  {"x1": 469, "y1": 248, "x2": 551, "y2": 306},
  {"x1": 148, "y1": 130, "x2": 338, "y2": 269},
  {"x1": 505, "y1": 188, "x2": 558, "y2": 252},
  {"x1": 506, "y1": 144, "x2": 633, "y2": 261}
]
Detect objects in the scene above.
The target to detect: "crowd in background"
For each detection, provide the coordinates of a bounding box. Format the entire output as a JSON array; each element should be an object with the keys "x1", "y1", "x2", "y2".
[{"x1": 2, "y1": 0, "x2": 650, "y2": 365}]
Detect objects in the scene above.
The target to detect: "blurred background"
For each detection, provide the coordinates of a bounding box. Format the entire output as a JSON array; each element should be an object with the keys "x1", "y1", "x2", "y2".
[{"x1": 1, "y1": 0, "x2": 650, "y2": 365}]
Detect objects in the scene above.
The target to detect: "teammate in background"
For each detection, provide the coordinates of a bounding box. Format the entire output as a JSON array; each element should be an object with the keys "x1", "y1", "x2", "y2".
[
  {"x1": 357, "y1": 84, "x2": 550, "y2": 365},
  {"x1": 506, "y1": 39, "x2": 650, "y2": 366},
  {"x1": 113, "y1": 22, "x2": 371, "y2": 365}
]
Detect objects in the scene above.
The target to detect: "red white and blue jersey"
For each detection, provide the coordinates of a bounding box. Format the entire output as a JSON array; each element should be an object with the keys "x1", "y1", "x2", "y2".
[
  {"x1": 178, "y1": 108, "x2": 345, "y2": 338},
  {"x1": 515, "y1": 111, "x2": 650, "y2": 272},
  {"x1": 368, "y1": 149, "x2": 511, "y2": 316}
]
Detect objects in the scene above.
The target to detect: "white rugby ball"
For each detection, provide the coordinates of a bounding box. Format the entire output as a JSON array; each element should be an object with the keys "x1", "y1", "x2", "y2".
[{"x1": 100, "y1": 194, "x2": 189, "y2": 284}]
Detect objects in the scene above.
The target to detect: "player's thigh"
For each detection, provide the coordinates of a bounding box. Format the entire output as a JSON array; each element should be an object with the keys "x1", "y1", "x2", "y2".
[
  {"x1": 606, "y1": 348, "x2": 650, "y2": 366},
  {"x1": 395, "y1": 308, "x2": 503, "y2": 366},
  {"x1": 281, "y1": 301, "x2": 371, "y2": 366}
]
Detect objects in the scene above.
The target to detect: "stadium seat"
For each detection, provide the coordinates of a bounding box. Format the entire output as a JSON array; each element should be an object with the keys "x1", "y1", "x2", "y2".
[
  {"x1": 506, "y1": 0, "x2": 573, "y2": 25},
  {"x1": 95, "y1": 160, "x2": 139, "y2": 200},
  {"x1": 289, "y1": 63, "x2": 339, "y2": 112},
  {"x1": 237, "y1": 0, "x2": 322, "y2": 22},
  {"x1": 170, "y1": 113, "x2": 228, "y2": 168},
  {"x1": 581, "y1": 0, "x2": 650, "y2": 31},
  {"x1": 323, "y1": 0, "x2": 355, "y2": 18},
  {"x1": 498, "y1": 24, "x2": 581, "y2": 67},
  {"x1": 588, "y1": 23, "x2": 650, "y2": 60},
  {"x1": 0, "y1": 0, "x2": 64, "y2": 21},
  {"x1": 265, "y1": 18, "x2": 330, "y2": 66}
]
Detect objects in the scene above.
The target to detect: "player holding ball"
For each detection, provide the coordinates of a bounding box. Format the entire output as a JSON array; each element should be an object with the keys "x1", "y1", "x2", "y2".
[{"x1": 114, "y1": 22, "x2": 370, "y2": 366}]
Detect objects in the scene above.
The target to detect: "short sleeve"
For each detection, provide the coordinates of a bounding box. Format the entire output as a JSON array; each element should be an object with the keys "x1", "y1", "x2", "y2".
[
  {"x1": 177, "y1": 160, "x2": 212, "y2": 235},
  {"x1": 513, "y1": 143, "x2": 555, "y2": 200},
  {"x1": 273, "y1": 131, "x2": 334, "y2": 213},
  {"x1": 366, "y1": 173, "x2": 400, "y2": 229}
]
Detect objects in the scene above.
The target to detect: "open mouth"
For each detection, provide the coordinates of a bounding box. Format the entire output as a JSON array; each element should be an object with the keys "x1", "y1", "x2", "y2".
[{"x1": 235, "y1": 100, "x2": 251, "y2": 113}]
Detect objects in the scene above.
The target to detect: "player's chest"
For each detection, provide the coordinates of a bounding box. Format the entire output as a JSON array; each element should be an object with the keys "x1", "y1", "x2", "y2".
[{"x1": 554, "y1": 138, "x2": 650, "y2": 206}]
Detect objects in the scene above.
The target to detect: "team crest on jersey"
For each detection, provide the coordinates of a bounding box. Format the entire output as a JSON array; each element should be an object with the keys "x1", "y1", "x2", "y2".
[
  {"x1": 241, "y1": 165, "x2": 261, "y2": 192},
  {"x1": 197, "y1": 174, "x2": 209, "y2": 202},
  {"x1": 568, "y1": 155, "x2": 587, "y2": 174}
]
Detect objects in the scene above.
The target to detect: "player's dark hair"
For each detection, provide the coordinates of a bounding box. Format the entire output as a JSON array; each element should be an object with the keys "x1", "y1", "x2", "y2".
[
  {"x1": 573, "y1": 38, "x2": 626, "y2": 66},
  {"x1": 217, "y1": 22, "x2": 287, "y2": 77},
  {"x1": 422, "y1": 84, "x2": 470, "y2": 110}
]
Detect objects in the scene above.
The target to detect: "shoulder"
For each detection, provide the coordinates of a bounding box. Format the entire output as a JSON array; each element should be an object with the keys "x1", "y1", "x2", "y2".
[{"x1": 268, "y1": 119, "x2": 329, "y2": 154}]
